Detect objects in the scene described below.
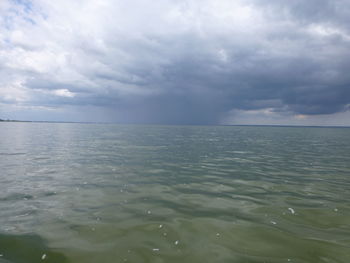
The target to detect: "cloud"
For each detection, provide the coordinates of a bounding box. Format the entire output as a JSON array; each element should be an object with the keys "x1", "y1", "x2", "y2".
[
  {"x1": 0, "y1": 0, "x2": 350, "y2": 124},
  {"x1": 50, "y1": 89, "x2": 75, "y2": 98}
]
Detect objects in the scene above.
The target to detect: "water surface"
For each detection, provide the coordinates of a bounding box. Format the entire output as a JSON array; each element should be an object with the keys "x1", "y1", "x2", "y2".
[{"x1": 0, "y1": 123, "x2": 350, "y2": 262}]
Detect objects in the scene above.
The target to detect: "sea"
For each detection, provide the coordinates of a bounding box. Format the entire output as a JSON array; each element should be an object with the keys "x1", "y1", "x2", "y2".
[{"x1": 0, "y1": 122, "x2": 349, "y2": 263}]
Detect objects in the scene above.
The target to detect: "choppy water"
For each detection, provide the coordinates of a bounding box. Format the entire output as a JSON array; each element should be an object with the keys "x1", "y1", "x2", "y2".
[{"x1": 0, "y1": 123, "x2": 350, "y2": 263}]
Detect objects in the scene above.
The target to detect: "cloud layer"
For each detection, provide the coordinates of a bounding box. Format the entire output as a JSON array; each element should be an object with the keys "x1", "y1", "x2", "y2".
[{"x1": 1, "y1": 0, "x2": 350, "y2": 124}]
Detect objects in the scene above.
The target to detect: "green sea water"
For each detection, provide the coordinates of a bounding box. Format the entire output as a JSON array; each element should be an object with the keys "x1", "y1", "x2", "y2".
[{"x1": 0, "y1": 123, "x2": 349, "y2": 263}]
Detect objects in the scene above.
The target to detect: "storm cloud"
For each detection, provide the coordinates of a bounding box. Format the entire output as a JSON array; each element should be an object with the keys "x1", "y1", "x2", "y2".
[{"x1": 1, "y1": 0, "x2": 350, "y2": 124}]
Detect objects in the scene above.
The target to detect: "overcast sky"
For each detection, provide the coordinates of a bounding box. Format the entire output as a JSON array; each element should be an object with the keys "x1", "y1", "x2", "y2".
[{"x1": 1, "y1": 0, "x2": 350, "y2": 125}]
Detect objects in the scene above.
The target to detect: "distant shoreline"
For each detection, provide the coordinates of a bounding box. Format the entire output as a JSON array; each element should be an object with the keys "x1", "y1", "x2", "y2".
[
  {"x1": 0, "y1": 119, "x2": 90, "y2": 124},
  {"x1": 0, "y1": 119, "x2": 29, "y2": 122}
]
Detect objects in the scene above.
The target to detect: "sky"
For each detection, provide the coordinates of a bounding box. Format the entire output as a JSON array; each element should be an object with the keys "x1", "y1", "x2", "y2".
[{"x1": 1, "y1": 0, "x2": 350, "y2": 125}]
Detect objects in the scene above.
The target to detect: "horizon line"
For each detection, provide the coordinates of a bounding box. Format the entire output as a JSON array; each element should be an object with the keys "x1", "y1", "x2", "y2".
[{"x1": 1, "y1": 119, "x2": 350, "y2": 128}]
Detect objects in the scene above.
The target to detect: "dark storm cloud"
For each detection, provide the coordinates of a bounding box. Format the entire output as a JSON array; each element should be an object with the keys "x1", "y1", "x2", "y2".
[
  {"x1": 1, "y1": 0, "x2": 350, "y2": 124},
  {"x1": 251, "y1": 0, "x2": 350, "y2": 28}
]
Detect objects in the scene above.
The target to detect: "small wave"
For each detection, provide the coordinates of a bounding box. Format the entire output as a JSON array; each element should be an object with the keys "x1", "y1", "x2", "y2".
[{"x1": 0, "y1": 153, "x2": 26, "y2": 156}]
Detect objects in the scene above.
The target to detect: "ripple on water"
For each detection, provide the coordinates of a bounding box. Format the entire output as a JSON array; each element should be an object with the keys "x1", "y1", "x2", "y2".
[{"x1": 1, "y1": 124, "x2": 350, "y2": 262}]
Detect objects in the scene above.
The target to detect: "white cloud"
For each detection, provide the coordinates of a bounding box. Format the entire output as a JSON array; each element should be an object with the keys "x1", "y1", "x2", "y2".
[{"x1": 51, "y1": 89, "x2": 75, "y2": 98}]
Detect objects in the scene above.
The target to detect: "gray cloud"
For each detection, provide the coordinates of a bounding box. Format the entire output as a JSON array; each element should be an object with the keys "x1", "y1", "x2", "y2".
[{"x1": 1, "y1": 0, "x2": 350, "y2": 124}]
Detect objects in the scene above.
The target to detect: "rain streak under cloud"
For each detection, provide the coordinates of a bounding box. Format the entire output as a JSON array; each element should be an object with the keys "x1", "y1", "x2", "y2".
[{"x1": 1, "y1": 0, "x2": 350, "y2": 125}]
